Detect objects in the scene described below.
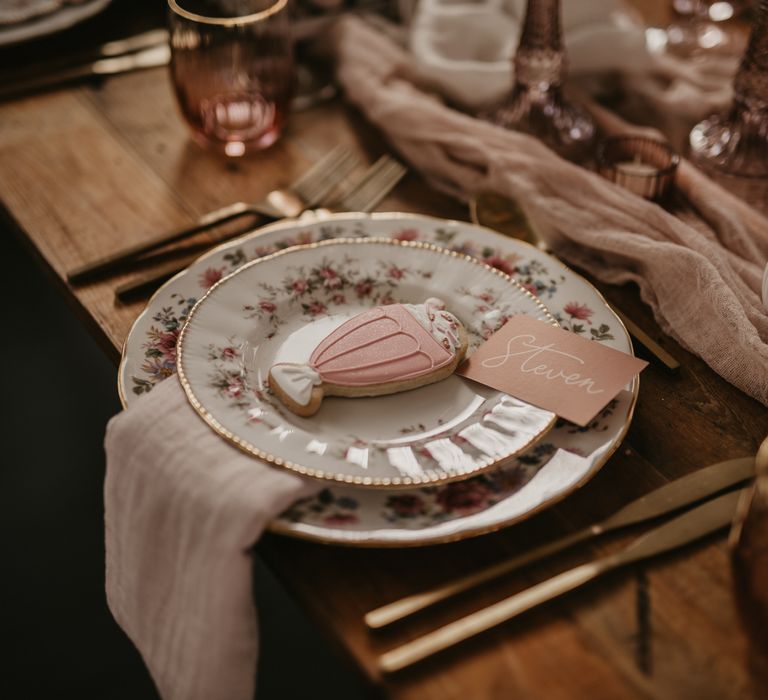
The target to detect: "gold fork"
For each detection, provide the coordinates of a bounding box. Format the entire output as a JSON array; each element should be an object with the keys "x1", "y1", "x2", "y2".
[
  {"x1": 114, "y1": 156, "x2": 407, "y2": 301},
  {"x1": 68, "y1": 144, "x2": 358, "y2": 284},
  {"x1": 333, "y1": 156, "x2": 407, "y2": 213}
]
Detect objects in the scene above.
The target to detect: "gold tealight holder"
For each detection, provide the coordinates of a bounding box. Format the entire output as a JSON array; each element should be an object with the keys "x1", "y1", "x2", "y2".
[{"x1": 597, "y1": 136, "x2": 679, "y2": 201}]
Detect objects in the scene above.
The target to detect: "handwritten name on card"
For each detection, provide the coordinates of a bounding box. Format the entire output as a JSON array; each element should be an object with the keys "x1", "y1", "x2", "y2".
[{"x1": 458, "y1": 315, "x2": 647, "y2": 426}]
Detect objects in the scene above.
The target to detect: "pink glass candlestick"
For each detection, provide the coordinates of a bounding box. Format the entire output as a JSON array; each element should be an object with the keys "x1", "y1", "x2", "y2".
[
  {"x1": 689, "y1": 0, "x2": 768, "y2": 180},
  {"x1": 485, "y1": 0, "x2": 596, "y2": 163}
]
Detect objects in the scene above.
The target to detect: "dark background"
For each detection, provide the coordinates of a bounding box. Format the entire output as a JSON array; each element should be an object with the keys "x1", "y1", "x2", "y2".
[
  {"x1": 0, "y1": 229, "x2": 375, "y2": 699},
  {"x1": 0, "y1": 1, "x2": 377, "y2": 697}
]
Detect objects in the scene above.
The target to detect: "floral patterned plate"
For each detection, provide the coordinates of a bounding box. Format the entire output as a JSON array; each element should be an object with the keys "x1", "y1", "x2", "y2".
[
  {"x1": 119, "y1": 213, "x2": 638, "y2": 546},
  {"x1": 0, "y1": 0, "x2": 112, "y2": 47},
  {"x1": 177, "y1": 237, "x2": 558, "y2": 488}
]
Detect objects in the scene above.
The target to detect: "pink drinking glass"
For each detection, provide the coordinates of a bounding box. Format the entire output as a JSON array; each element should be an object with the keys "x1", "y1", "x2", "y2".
[{"x1": 168, "y1": 0, "x2": 294, "y2": 157}]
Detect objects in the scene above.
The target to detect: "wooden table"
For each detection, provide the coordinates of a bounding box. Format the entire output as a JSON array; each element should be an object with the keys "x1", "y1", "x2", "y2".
[{"x1": 2, "y1": 2, "x2": 767, "y2": 698}]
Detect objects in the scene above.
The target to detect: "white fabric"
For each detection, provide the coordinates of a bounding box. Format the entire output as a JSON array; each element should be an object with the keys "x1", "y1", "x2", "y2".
[
  {"x1": 409, "y1": 0, "x2": 736, "y2": 119},
  {"x1": 105, "y1": 378, "x2": 319, "y2": 700}
]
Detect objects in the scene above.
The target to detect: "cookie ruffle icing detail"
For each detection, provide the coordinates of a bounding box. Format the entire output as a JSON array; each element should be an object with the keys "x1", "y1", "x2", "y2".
[
  {"x1": 268, "y1": 299, "x2": 462, "y2": 409},
  {"x1": 402, "y1": 297, "x2": 461, "y2": 352}
]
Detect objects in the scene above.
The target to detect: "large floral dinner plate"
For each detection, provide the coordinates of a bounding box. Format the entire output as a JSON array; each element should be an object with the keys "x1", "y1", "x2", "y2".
[
  {"x1": 0, "y1": 0, "x2": 112, "y2": 47},
  {"x1": 176, "y1": 237, "x2": 558, "y2": 488},
  {"x1": 119, "y1": 213, "x2": 638, "y2": 546}
]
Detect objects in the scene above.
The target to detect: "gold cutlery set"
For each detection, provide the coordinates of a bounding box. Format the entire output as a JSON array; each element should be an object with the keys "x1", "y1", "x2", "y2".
[
  {"x1": 0, "y1": 29, "x2": 171, "y2": 101},
  {"x1": 370, "y1": 451, "x2": 760, "y2": 672},
  {"x1": 113, "y1": 154, "x2": 406, "y2": 300},
  {"x1": 66, "y1": 147, "x2": 406, "y2": 300}
]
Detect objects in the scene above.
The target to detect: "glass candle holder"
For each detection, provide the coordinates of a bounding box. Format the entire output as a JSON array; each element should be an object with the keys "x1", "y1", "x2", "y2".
[
  {"x1": 597, "y1": 137, "x2": 680, "y2": 200},
  {"x1": 168, "y1": 0, "x2": 294, "y2": 157}
]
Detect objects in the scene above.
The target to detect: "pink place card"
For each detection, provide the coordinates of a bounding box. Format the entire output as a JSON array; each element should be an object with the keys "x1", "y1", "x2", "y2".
[{"x1": 458, "y1": 315, "x2": 647, "y2": 427}]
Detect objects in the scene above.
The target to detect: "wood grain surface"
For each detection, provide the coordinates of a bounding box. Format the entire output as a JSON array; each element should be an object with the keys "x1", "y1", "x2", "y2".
[{"x1": 1, "y1": 1, "x2": 767, "y2": 698}]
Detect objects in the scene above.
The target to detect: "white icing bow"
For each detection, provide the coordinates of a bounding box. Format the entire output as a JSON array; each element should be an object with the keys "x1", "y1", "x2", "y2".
[{"x1": 270, "y1": 364, "x2": 321, "y2": 407}]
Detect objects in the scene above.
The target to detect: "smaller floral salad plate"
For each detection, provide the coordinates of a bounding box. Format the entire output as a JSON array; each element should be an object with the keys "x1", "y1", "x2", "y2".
[{"x1": 176, "y1": 237, "x2": 558, "y2": 488}]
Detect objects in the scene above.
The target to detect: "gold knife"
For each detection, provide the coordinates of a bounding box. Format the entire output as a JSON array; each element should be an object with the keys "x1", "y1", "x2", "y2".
[
  {"x1": 366, "y1": 456, "x2": 754, "y2": 629},
  {"x1": 86, "y1": 29, "x2": 169, "y2": 59},
  {"x1": 0, "y1": 43, "x2": 170, "y2": 100},
  {"x1": 379, "y1": 487, "x2": 744, "y2": 673}
]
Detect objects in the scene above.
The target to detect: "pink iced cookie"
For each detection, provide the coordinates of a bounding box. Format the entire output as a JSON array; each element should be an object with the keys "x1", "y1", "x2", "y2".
[{"x1": 268, "y1": 298, "x2": 468, "y2": 416}]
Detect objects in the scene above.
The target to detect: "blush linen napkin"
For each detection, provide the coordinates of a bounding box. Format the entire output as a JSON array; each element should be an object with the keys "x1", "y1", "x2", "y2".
[
  {"x1": 105, "y1": 378, "x2": 319, "y2": 700},
  {"x1": 333, "y1": 15, "x2": 768, "y2": 406}
]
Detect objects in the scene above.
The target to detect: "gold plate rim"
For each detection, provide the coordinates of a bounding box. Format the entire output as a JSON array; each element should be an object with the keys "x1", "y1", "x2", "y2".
[{"x1": 175, "y1": 235, "x2": 559, "y2": 489}]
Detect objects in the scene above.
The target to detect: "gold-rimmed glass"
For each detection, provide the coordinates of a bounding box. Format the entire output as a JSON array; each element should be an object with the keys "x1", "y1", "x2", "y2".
[{"x1": 167, "y1": 0, "x2": 294, "y2": 157}]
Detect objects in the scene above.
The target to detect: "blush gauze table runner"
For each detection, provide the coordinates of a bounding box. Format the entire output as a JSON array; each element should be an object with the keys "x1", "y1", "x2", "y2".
[
  {"x1": 334, "y1": 16, "x2": 768, "y2": 406},
  {"x1": 105, "y1": 378, "x2": 319, "y2": 700}
]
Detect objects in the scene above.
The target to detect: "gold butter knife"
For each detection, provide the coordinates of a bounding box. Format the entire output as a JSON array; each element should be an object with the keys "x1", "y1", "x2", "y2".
[
  {"x1": 379, "y1": 487, "x2": 744, "y2": 673},
  {"x1": 0, "y1": 43, "x2": 170, "y2": 101},
  {"x1": 366, "y1": 456, "x2": 754, "y2": 629},
  {"x1": 89, "y1": 29, "x2": 169, "y2": 59}
]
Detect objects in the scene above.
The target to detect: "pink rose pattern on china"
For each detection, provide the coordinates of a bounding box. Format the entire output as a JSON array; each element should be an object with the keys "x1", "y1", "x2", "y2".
[
  {"x1": 281, "y1": 441, "x2": 559, "y2": 528},
  {"x1": 239, "y1": 254, "x2": 419, "y2": 338}
]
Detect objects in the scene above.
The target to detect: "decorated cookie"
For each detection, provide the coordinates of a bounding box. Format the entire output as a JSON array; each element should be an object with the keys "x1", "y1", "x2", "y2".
[{"x1": 268, "y1": 298, "x2": 468, "y2": 416}]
